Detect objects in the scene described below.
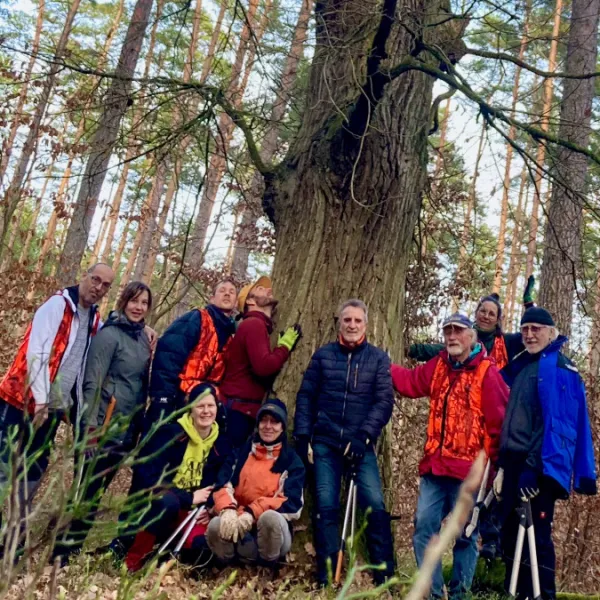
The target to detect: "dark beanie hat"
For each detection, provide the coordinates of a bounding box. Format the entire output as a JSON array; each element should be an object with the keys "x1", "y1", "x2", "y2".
[
  {"x1": 477, "y1": 293, "x2": 502, "y2": 320},
  {"x1": 521, "y1": 306, "x2": 555, "y2": 327},
  {"x1": 256, "y1": 398, "x2": 288, "y2": 431},
  {"x1": 189, "y1": 382, "x2": 218, "y2": 403}
]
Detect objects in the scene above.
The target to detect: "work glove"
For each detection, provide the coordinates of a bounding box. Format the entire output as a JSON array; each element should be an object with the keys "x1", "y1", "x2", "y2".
[
  {"x1": 294, "y1": 435, "x2": 314, "y2": 468},
  {"x1": 344, "y1": 433, "x2": 369, "y2": 465},
  {"x1": 519, "y1": 468, "x2": 540, "y2": 500},
  {"x1": 219, "y1": 508, "x2": 240, "y2": 542},
  {"x1": 277, "y1": 324, "x2": 302, "y2": 352},
  {"x1": 523, "y1": 275, "x2": 535, "y2": 308},
  {"x1": 492, "y1": 467, "x2": 504, "y2": 500},
  {"x1": 237, "y1": 511, "x2": 254, "y2": 540}
]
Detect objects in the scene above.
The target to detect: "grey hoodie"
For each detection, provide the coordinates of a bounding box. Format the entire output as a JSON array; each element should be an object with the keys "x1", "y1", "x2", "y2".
[{"x1": 82, "y1": 311, "x2": 151, "y2": 445}]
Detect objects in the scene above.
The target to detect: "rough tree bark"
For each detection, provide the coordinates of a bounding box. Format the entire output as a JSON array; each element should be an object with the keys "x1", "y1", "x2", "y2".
[
  {"x1": 0, "y1": 0, "x2": 81, "y2": 258},
  {"x1": 525, "y1": 0, "x2": 562, "y2": 278},
  {"x1": 58, "y1": 0, "x2": 154, "y2": 284},
  {"x1": 256, "y1": 0, "x2": 464, "y2": 410},
  {"x1": 0, "y1": 0, "x2": 46, "y2": 188},
  {"x1": 492, "y1": 0, "x2": 530, "y2": 293},
  {"x1": 230, "y1": 0, "x2": 313, "y2": 278},
  {"x1": 538, "y1": 0, "x2": 600, "y2": 335}
]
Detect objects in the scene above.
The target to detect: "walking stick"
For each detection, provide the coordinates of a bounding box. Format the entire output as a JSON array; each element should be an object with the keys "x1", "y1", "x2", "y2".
[
  {"x1": 465, "y1": 458, "x2": 492, "y2": 538},
  {"x1": 157, "y1": 506, "x2": 201, "y2": 555},
  {"x1": 508, "y1": 499, "x2": 542, "y2": 600},
  {"x1": 334, "y1": 473, "x2": 358, "y2": 584}
]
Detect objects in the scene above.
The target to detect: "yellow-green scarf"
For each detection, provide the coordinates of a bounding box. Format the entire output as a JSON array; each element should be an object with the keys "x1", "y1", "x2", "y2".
[{"x1": 173, "y1": 415, "x2": 219, "y2": 490}]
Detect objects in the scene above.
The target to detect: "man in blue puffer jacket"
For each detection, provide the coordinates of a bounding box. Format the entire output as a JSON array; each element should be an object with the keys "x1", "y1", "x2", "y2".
[
  {"x1": 494, "y1": 306, "x2": 597, "y2": 600},
  {"x1": 294, "y1": 299, "x2": 395, "y2": 586}
]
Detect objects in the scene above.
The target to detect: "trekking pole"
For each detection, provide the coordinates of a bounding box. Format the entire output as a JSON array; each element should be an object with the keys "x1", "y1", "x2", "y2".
[
  {"x1": 465, "y1": 458, "x2": 490, "y2": 538},
  {"x1": 158, "y1": 506, "x2": 201, "y2": 554},
  {"x1": 508, "y1": 499, "x2": 542, "y2": 600},
  {"x1": 172, "y1": 507, "x2": 204, "y2": 557},
  {"x1": 334, "y1": 478, "x2": 356, "y2": 584}
]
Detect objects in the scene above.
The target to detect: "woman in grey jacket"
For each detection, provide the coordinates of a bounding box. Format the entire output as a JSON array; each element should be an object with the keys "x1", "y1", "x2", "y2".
[{"x1": 53, "y1": 281, "x2": 152, "y2": 564}]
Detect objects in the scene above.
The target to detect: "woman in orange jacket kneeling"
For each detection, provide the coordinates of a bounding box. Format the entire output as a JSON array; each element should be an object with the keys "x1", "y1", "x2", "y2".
[{"x1": 207, "y1": 399, "x2": 305, "y2": 566}]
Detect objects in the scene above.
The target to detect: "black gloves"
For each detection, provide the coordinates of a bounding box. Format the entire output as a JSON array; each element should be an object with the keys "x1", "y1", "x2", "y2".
[
  {"x1": 344, "y1": 432, "x2": 369, "y2": 465},
  {"x1": 294, "y1": 435, "x2": 312, "y2": 468}
]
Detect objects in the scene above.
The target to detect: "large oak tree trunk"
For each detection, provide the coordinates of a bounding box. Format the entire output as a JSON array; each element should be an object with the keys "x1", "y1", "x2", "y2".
[
  {"x1": 58, "y1": 0, "x2": 154, "y2": 283},
  {"x1": 266, "y1": 0, "x2": 458, "y2": 407},
  {"x1": 538, "y1": 0, "x2": 600, "y2": 334}
]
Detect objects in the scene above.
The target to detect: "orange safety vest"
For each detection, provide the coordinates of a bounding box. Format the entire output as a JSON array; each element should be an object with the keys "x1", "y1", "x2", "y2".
[
  {"x1": 179, "y1": 308, "x2": 230, "y2": 394},
  {"x1": 488, "y1": 335, "x2": 508, "y2": 370},
  {"x1": 425, "y1": 357, "x2": 492, "y2": 463},
  {"x1": 0, "y1": 297, "x2": 100, "y2": 412}
]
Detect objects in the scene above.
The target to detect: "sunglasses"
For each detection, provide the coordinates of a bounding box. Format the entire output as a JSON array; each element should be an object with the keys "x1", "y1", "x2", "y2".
[{"x1": 520, "y1": 325, "x2": 547, "y2": 335}]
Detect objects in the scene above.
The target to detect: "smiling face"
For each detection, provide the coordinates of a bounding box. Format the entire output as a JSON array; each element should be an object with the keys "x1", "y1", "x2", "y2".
[
  {"x1": 443, "y1": 324, "x2": 475, "y2": 362},
  {"x1": 210, "y1": 281, "x2": 237, "y2": 314},
  {"x1": 258, "y1": 413, "x2": 283, "y2": 443},
  {"x1": 521, "y1": 323, "x2": 554, "y2": 354},
  {"x1": 124, "y1": 290, "x2": 150, "y2": 323},
  {"x1": 191, "y1": 394, "x2": 218, "y2": 431},
  {"x1": 339, "y1": 306, "x2": 367, "y2": 345},
  {"x1": 475, "y1": 301, "x2": 499, "y2": 332}
]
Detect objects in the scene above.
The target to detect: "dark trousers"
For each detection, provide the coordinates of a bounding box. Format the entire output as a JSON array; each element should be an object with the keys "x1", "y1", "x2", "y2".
[
  {"x1": 312, "y1": 442, "x2": 395, "y2": 584},
  {"x1": 54, "y1": 448, "x2": 127, "y2": 555},
  {"x1": 142, "y1": 488, "x2": 191, "y2": 537},
  {"x1": 0, "y1": 399, "x2": 81, "y2": 534},
  {"x1": 499, "y1": 468, "x2": 558, "y2": 600}
]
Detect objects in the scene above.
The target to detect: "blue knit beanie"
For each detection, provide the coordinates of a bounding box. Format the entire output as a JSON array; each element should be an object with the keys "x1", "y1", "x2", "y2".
[{"x1": 256, "y1": 398, "x2": 288, "y2": 431}]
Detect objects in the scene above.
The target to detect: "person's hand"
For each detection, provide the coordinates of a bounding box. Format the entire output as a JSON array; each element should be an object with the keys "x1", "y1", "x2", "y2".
[
  {"x1": 523, "y1": 275, "x2": 535, "y2": 308},
  {"x1": 145, "y1": 326, "x2": 158, "y2": 352},
  {"x1": 277, "y1": 325, "x2": 302, "y2": 352},
  {"x1": 519, "y1": 469, "x2": 540, "y2": 500},
  {"x1": 344, "y1": 433, "x2": 369, "y2": 464},
  {"x1": 294, "y1": 435, "x2": 314, "y2": 467},
  {"x1": 196, "y1": 507, "x2": 210, "y2": 525},
  {"x1": 237, "y1": 511, "x2": 254, "y2": 540},
  {"x1": 219, "y1": 508, "x2": 239, "y2": 541},
  {"x1": 193, "y1": 486, "x2": 214, "y2": 505},
  {"x1": 492, "y1": 467, "x2": 504, "y2": 500},
  {"x1": 32, "y1": 404, "x2": 49, "y2": 428}
]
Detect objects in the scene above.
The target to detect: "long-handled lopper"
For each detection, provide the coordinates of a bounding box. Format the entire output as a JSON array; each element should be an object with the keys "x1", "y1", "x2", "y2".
[
  {"x1": 465, "y1": 458, "x2": 493, "y2": 538},
  {"x1": 334, "y1": 472, "x2": 358, "y2": 584},
  {"x1": 508, "y1": 499, "x2": 541, "y2": 600}
]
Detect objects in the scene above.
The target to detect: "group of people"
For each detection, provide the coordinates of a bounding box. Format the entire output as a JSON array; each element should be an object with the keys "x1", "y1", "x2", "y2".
[{"x1": 0, "y1": 263, "x2": 596, "y2": 600}]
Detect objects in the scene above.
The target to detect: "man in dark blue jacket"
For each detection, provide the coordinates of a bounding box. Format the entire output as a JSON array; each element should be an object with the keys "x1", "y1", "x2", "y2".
[
  {"x1": 494, "y1": 306, "x2": 597, "y2": 600},
  {"x1": 294, "y1": 299, "x2": 395, "y2": 586}
]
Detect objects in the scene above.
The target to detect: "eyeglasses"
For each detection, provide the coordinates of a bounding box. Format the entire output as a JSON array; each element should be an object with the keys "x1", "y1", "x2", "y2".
[
  {"x1": 520, "y1": 325, "x2": 547, "y2": 335},
  {"x1": 89, "y1": 275, "x2": 112, "y2": 291}
]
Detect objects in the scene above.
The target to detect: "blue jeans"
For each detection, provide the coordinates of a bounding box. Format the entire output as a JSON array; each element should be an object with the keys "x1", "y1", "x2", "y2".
[
  {"x1": 413, "y1": 474, "x2": 479, "y2": 599},
  {"x1": 313, "y1": 443, "x2": 393, "y2": 583}
]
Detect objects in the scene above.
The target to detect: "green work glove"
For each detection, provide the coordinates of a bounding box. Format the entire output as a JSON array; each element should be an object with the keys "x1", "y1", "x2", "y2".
[
  {"x1": 277, "y1": 324, "x2": 302, "y2": 352},
  {"x1": 523, "y1": 275, "x2": 535, "y2": 307}
]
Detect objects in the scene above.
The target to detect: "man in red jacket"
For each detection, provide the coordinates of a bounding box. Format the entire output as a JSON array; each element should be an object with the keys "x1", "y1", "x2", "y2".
[
  {"x1": 220, "y1": 276, "x2": 300, "y2": 446},
  {"x1": 392, "y1": 313, "x2": 508, "y2": 600}
]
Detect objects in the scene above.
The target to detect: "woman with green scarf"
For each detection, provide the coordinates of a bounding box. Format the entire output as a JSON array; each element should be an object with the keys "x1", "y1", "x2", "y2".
[{"x1": 124, "y1": 383, "x2": 231, "y2": 572}]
